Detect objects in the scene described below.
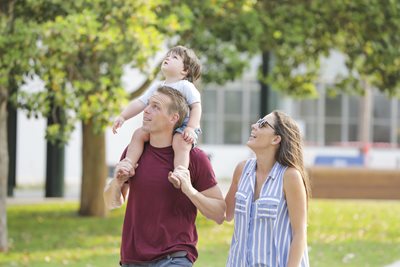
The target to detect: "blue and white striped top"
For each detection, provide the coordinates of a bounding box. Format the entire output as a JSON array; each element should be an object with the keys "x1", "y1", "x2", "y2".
[{"x1": 226, "y1": 159, "x2": 309, "y2": 267}]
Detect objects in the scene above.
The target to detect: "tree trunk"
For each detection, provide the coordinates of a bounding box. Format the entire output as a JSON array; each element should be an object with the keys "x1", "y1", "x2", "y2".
[
  {"x1": 79, "y1": 120, "x2": 108, "y2": 217},
  {"x1": 7, "y1": 99, "x2": 16, "y2": 197},
  {"x1": 0, "y1": 88, "x2": 9, "y2": 252},
  {"x1": 259, "y1": 51, "x2": 271, "y2": 116},
  {"x1": 45, "y1": 105, "x2": 65, "y2": 197}
]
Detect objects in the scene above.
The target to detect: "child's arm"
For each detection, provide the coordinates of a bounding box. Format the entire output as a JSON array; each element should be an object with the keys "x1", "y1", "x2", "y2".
[
  {"x1": 187, "y1": 102, "x2": 201, "y2": 129},
  {"x1": 113, "y1": 99, "x2": 146, "y2": 134},
  {"x1": 182, "y1": 102, "x2": 201, "y2": 142}
]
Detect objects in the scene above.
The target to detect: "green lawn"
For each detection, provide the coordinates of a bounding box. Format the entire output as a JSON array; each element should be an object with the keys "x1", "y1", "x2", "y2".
[{"x1": 1, "y1": 199, "x2": 400, "y2": 266}]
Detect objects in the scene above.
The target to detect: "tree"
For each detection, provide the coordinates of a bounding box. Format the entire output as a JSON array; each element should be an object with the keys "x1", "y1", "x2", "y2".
[
  {"x1": 15, "y1": 0, "x2": 191, "y2": 216},
  {"x1": 157, "y1": 0, "x2": 400, "y2": 97},
  {"x1": 0, "y1": 0, "x2": 41, "y2": 251},
  {"x1": 156, "y1": 0, "x2": 400, "y2": 145}
]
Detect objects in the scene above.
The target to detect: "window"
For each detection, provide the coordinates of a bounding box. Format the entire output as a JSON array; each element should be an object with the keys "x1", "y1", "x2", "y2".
[
  {"x1": 372, "y1": 92, "x2": 391, "y2": 143},
  {"x1": 201, "y1": 90, "x2": 218, "y2": 144},
  {"x1": 224, "y1": 121, "x2": 242, "y2": 144},
  {"x1": 397, "y1": 100, "x2": 400, "y2": 145},
  {"x1": 201, "y1": 81, "x2": 399, "y2": 146},
  {"x1": 373, "y1": 125, "x2": 390, "y2": 143},
  {"x1": 224, "y1": 90, "x2": 242, "y2": 115},
  {"x1": 326, "y1": 95, "x2": 342, "y2": 117},
  {"x1": 200, "y1": 82, "x2": 259, "y2": 145},
  {"x1": 325, "y1": 95, "x2": 342, "y2": 144},
  {"x1": 250, "y1": 90, "x2": 260, "y2": 122},
  {"x1": 296, "y1": 98, "x2": 319, "y2": 144}
]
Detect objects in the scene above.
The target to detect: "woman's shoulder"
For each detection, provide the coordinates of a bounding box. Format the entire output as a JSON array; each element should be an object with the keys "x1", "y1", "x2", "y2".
[
  {"x1": 284, "y1": 167, "x2": 301, "y2": 177},
  {"x1": 283, "y1": 167, "x2": 303, "y2": 187},
  {"x1": 233, "y1": 159, "x2": 254, "y2": 183}
]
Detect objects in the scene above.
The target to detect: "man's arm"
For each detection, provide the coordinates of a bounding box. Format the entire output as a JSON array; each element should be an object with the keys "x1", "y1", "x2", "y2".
[{"x1": 170, "y1": 167, "x2": 226, "y2": 224}]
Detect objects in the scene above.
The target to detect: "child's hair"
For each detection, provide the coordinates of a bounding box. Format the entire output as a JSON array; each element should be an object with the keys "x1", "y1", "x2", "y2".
[
  {"x1": 166, "y1": 45, "x2": 201, "y2": 82},
  {"x1": 156, "y1": 86, "x2": 189, "y2": 129}
]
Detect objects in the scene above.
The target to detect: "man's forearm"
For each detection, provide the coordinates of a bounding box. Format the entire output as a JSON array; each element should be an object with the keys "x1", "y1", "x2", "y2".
[
  {"x1": 103, "y1": 178, "x2": 128, "y2": 210},
  {"x1": 185, "y1": 187, "x2": 226, "y2": 224}
]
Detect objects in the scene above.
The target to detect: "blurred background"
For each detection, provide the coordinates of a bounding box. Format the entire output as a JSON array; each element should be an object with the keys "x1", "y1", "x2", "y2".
[{"x1": 1, "y1": 0, "x2": 399, "y2": 266}]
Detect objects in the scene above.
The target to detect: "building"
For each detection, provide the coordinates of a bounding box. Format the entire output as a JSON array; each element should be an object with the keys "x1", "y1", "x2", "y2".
[{"x1": 13, "y1": 54, "x2": 400, "y2": 189}]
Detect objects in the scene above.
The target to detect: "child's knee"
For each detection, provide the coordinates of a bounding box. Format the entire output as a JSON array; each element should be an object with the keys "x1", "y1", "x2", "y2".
[{"x1": 132, "y1": 128, "x2": 150, "y2": 142}]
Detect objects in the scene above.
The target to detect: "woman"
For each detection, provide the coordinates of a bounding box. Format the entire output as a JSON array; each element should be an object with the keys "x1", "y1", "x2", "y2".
[{"x1": 225, "y1": 110, "x2": 310, "y2": 267}]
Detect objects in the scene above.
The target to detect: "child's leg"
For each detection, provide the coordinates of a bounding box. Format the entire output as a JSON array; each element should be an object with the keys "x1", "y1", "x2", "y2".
[
  {"x1": 172, "y1": 133, "x2": 191, "y2": 170},
  {"x1": 169, "y1": 133, "x2": 192, "y2": 189},
  {"x1": 125, "y1": 128, "x2": 150, "y2": 176}
]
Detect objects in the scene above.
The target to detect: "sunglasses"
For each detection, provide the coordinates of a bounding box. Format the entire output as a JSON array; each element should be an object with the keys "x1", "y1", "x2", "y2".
[{"x1": 256, "y1": 118, "x2": 276, "y2": 131}]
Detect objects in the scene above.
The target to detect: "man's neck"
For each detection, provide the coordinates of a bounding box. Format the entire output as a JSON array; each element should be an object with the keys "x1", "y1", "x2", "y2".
[{"x1": 148, "y1": 132, "x2": 174, "y2": 148}]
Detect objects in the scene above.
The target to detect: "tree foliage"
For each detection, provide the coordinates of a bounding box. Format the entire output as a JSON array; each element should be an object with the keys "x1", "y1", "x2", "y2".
[
  {"x1": 0, "y1": 0, "x2": 43, "y2": 251},
  {"x1": 0, "y1": 0, "x2": 398, "y2": 219},
  {"x1": 155, "y1": 0, "x2": 400, "y2": 98},
  {"x1": 15, "y1": 0, "x2": 179, "y2": 143}
]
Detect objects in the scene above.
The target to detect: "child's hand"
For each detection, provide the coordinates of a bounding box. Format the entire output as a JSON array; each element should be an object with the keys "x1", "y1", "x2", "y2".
[
  {"x1": 182, "y1": 127, "x2": 196, "y2": 144},
  {"x1": 114, "y1": 158, "x2": 133, "y2": 184},
  {"x1": 112, "y1": 115, "x2": 125, "y2": 134},
  {"x1": 168, "y1": 171, "x2": 181, "y2": 189}
]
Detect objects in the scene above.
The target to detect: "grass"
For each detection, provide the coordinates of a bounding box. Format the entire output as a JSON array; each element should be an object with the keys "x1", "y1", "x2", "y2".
[{"x1": 1, "y1": 199, "x2": 400, "y2": 267}]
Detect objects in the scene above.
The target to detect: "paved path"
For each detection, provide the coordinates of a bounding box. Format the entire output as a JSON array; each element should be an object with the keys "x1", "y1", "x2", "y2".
[
  {"x1": 7, "y1": 186, "x2": 80, "y2": 205},
  {"x1": 385, "y1": 261, "x2": 400, "y2": 267},
  {"x1": 7, "y1": 179, "x2": 231, "y2": 205}
]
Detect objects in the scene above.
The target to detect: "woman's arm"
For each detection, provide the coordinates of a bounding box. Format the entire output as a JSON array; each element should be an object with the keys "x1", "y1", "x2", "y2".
[
  {"x1": 284, "y1": 167, "x2": 308, "y2": 267},
  {"x1": 225, "y1": 161, "x2": 246, "y2": 221}
]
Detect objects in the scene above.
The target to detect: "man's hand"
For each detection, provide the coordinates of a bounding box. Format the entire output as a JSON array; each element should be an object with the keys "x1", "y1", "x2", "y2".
[
  {"x1": 112, "y1": 115, "x2": 125, "y2": 134},
  {"x1": 182, "y1": 126, "x2": 196, "y2": 144}
]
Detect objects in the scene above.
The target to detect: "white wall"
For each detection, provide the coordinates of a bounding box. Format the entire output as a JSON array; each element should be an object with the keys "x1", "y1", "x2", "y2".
[{"x1": 16, "y1": 111, "x2": 143, "y2": 186}]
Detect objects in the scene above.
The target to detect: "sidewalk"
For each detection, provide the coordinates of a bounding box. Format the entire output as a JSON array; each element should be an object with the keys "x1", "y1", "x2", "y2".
[
  {"x1": 386, "y1": 261, "x2": 400, "y2": 267},
  {"x1": 7, "y1": 178, "x2": 231, "y2": 205},
  {"x1": 7, "y1": 186, "x2": 80, "y2": 205}
]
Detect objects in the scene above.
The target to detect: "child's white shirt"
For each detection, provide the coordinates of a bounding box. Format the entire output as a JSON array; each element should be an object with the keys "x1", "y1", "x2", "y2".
[{"x1": 138, "y1": 80, "x2": 201, "y2": 106}]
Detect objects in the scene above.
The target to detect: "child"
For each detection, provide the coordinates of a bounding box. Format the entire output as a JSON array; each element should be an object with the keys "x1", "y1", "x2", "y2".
[{"x1": 112, "y1": 45, "x2": 202, "y2": 188}]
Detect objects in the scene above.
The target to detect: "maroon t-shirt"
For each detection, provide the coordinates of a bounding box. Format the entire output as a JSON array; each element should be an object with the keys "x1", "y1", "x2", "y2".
[{"x1": 120, "y1": 143, "x2": 217, "y2": 264}]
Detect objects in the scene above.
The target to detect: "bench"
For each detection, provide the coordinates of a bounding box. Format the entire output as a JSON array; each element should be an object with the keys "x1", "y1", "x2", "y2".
[{"x1": 307, "y1": 167, "x2": 400, "y2": 200}]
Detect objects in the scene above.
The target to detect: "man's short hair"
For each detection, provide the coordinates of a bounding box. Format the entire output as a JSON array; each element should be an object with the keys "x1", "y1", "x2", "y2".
[{"x1": 157, "y1": 86, "x2": 189, "y2": 129}]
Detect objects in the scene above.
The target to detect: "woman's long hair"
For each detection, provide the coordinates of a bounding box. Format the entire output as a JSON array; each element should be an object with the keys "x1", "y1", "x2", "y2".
[{"x1": 273, "y1": 110, "x2": 311, "y2": 201}]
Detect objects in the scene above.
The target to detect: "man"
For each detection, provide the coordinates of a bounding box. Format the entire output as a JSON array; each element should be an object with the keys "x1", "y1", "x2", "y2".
[{"x1": 104, "y1": 86, "x2": 226, "y2": 267}]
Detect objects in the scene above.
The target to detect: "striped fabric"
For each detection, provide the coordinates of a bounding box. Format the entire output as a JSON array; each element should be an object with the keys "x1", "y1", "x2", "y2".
[{"x1": 226, "y1": 159, "x2": 309, "y2": 267}]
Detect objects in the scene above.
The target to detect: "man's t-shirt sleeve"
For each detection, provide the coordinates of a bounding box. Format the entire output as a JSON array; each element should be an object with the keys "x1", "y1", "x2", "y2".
[{"x1": 189, "y1": 148, "x2": 218, "y2": 192}]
